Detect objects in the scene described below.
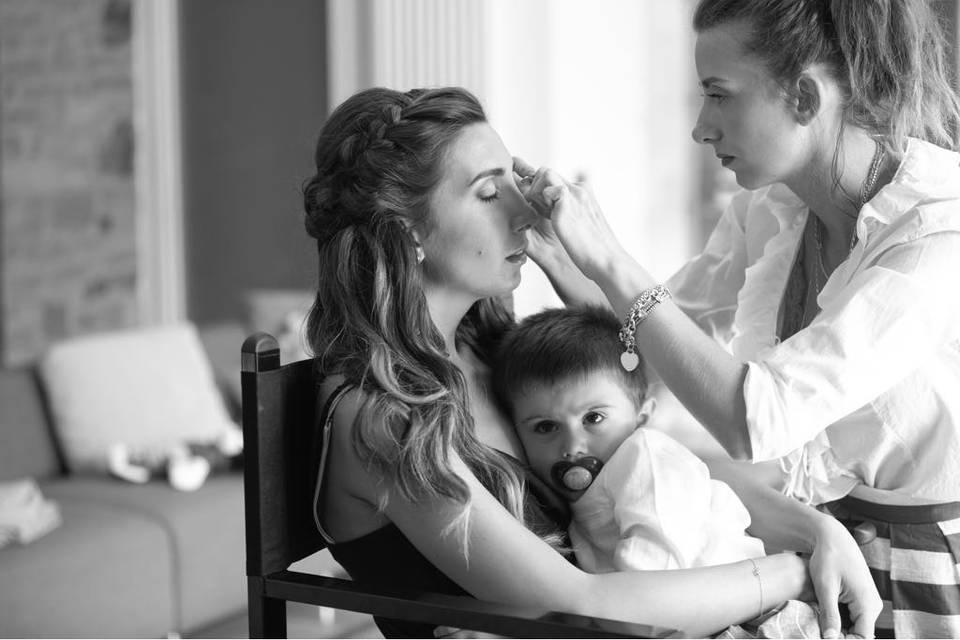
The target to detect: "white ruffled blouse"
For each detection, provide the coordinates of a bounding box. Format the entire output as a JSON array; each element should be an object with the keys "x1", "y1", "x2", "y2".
[{"x1": 668, "y1": 138, "x2": 960, "y2": 505}]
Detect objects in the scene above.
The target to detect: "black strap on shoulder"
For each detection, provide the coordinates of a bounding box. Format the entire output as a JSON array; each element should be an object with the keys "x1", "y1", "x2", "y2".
[
  {"x1": 318, "y1": 380, "x2": 355, "y2": 429},
  {"x1": 312, "y1": 380, "x2": 356, "y2": 544}
]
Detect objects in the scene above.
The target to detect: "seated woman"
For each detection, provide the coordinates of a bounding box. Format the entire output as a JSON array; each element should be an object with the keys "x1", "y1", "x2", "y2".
[{"x1": 303, "y1": 86, "x2": 880, "y2": 639}]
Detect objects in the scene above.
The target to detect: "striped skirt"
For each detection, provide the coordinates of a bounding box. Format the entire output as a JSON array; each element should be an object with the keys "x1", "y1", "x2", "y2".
[{"x1": 823, "y1": 495, "x2": 960, "y2": 638}]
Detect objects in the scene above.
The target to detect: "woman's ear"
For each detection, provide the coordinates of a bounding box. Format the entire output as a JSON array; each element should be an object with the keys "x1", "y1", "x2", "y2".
[
  {"x1": 407, "y1": 227, "x2": 425, "y2": 263},
  {"x1": 635, "y1": 396, "x2": 657, "y2": 428},
  {"x1": 794, "y1": 71, "x2": 825, "y2": 126}
]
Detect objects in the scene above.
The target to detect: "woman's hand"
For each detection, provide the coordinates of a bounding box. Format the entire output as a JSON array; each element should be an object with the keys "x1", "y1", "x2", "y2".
[
  {"x1": 513, "y1": 157, "x2": 632, "y2": 284},
  {"x1": 706, "y1": 460, "x2": 881, "y2": 638},
  {"x1": 807, "y1": 517, "x2": 882, "y2": 639}
]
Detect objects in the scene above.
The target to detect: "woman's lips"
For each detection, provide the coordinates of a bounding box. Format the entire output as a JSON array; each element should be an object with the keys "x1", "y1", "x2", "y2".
[{"x1": 506, "y1": 250, "x2": 527, "y2": 264}]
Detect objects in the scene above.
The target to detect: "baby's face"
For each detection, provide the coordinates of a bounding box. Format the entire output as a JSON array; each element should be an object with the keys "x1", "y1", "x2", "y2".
[{"x1": 511, "y1": 371, "x2": 649, "y2": 501}]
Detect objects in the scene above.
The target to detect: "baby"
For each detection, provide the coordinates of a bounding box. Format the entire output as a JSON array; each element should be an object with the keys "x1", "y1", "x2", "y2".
[{"x1": 493, "y1": 306, "x2": 820, "y2": 637}]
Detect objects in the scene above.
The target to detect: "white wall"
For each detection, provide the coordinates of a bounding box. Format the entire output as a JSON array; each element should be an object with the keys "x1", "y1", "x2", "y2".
[
  {"x1": 483, "y1": 0, "x2": 701, "y2": 316},
  {"x1": 328, "y1": 0, "x2": 703, "y2": 318}
]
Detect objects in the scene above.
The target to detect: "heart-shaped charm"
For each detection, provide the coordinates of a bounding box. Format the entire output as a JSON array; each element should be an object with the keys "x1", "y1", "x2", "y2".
[{"x1": 620, "y1": 350, "x2": 639, "y2": 372}]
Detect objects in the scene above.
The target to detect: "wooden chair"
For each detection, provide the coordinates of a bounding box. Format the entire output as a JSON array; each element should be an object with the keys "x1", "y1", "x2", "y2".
[{"x1": 241, "y1": 332, "x2": 677, "y2": 638}]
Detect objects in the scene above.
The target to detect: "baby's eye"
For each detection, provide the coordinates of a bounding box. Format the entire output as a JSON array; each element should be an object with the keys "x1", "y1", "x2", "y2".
[
  {"x1": 583, "y1": 412, "x2": 604, "y2": 425},
  {"x1": 532, "y1": 421, "x2": 557, "y2": 434}
]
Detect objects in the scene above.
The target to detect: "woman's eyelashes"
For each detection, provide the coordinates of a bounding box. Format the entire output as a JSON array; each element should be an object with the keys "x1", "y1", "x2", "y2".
[
  {"x1": 700, "y1": 91, "x2": 728, "y2": 104},
  {"x1": 478, "y1": 172, "x2": 517, "y2": 203}
]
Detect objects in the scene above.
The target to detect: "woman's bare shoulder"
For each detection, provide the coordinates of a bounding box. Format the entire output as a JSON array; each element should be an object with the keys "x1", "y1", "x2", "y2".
[
  {"x1": 319, "y1": 374, "x2": 363, "y2": 424},
  {"x1": 318, "y1": 374, "x2": 388, "y2": 538}
]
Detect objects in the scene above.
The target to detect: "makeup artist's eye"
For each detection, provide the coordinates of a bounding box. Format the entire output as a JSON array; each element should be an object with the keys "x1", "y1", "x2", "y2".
[{"x1": 700, "y1": 91, "x2": 727, "y2": 104}]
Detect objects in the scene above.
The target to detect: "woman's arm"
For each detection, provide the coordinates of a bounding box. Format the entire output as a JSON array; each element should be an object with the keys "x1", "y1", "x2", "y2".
[
  {"x1": 385, "y1": 453, "x2": 808, "y2": 638},
  {"x1": 327, "y1": 386, "x2": 805, "y2": 637},
  {"x1": 707, "y1": 459, "x2": 882, "y2": 639},
  {"x1": 527, "y1": 232, "x2": 608, "y2": 308},
  {"x1": 515, "y1": 162, "x2": 754, "y2": 458},
  {"x1": 520, "y1": 159, "x2": 960, "y2": 466},
  {"x1": 520, "y1": 186, "x2": 608, "y2": 308}
]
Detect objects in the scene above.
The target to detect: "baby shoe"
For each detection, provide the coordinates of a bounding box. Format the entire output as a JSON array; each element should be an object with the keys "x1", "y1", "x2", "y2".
[
  {"x1": 107, "y1": 443, "x2": 152, "y2": 484},
  {"x1": 166, "y1": 447, "x2": 211, "y2": 492}
]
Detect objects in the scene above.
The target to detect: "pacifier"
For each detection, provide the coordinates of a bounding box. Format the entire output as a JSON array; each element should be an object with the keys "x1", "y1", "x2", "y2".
[{"x1": 550, "y1": 456, "x2": 604, "y2": 492}]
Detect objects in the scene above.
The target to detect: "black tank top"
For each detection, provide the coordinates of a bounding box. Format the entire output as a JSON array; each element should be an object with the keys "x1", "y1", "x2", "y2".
[{"x1": 312, "y1": 382, "x2": 570, "y2": 638}]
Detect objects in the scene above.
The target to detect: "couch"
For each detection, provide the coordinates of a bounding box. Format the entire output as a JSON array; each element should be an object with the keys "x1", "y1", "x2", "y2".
[{"x1": 0, "y1": 322, "x2": 250, "y2": 639}]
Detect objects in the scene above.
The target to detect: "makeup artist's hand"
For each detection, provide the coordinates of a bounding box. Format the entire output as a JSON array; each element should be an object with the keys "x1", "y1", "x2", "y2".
[
  {"x1": 807, "y1": 517, "x2": 882, "y2": 638},
  {"x1": 512, "y1": 156, "x2": 631, "y2": 284}
]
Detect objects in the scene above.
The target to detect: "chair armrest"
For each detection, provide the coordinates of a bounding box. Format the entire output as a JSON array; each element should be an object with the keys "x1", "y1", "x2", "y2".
[{"x1": 261, "y1": 570, "x2": 679, "y2": 639}]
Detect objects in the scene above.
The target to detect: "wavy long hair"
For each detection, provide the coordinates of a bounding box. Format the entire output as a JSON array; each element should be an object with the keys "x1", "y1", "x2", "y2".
[{"x1": 303, "y1": 86, "x2": 562, "y2": 547}]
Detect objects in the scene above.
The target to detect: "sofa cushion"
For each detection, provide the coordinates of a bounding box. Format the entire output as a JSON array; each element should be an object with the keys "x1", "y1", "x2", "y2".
[
  {"x1": 196, "y1": 322, "x2": 247, "y2": 423},
  {"x1": 0, "y1": 369, "x2": 60, "y2": 482},
  {"x1": 48, "y1": 473, "x2": 246, "y2": 633},
  {"x1": 0, "y1": 483, "x2": 174, "y2": 638},
  {"x1": 39, "y1": 323, "x2": 238, "y2": 473}
]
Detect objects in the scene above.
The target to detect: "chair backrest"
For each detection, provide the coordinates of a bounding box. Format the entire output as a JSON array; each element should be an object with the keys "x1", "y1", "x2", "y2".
[{"x1": 242, "y1": 332, "x2": 324, "y2": 578}]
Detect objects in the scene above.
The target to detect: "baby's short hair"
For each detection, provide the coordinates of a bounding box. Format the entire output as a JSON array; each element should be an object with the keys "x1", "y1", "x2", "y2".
[{"x1": 492, "y1": 305, "x2": 648, "y2": 413}]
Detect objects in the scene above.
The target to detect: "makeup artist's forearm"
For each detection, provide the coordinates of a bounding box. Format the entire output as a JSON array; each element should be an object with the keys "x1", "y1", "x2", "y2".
[
  {"x1": 595, "y1": 260, "x2": 752, "y2": 458},
  {"x1": 537, "y1": 253, "x2": 609, "y2": 308},
  {"x1": 707, "y1": 458, "x2": 831, "y2": 553}
]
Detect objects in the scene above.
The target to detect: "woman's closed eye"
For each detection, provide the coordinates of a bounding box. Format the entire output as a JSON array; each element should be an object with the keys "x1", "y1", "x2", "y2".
[{"x1": 478, "y1": 185, "x2": 500, "y2": 202}]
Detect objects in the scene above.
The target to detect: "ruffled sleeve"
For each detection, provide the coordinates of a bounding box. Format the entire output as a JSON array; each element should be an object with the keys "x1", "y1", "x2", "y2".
[
  {"x1": 668, "y1": 190, "x2": 753, "y2": 350},
  {"x1": 777, "y1": 432, "x2": 859, "y2": 505}
]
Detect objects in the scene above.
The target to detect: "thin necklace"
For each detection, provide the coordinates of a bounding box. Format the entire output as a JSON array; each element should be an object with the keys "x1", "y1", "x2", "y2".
[
  {"x1": 859, "y1": 139, "x2": 886, "y2": 208},
  {"x1": 812, "y1": 140, "x2": 885, "y2": 292}
]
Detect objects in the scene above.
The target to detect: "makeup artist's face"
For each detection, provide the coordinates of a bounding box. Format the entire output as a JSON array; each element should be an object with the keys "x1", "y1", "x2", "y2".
[{"x1": 692, "y1": 20, "x2": 805, "y2": 189}]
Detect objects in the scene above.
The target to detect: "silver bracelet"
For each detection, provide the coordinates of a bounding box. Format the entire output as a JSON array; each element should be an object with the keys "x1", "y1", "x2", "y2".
[
  {"x1": 748, "y1": 558, "x2": 764, "y2": 620},
  {"x1": 618, "y1": 284, "x2": 671, "y2": 372}
]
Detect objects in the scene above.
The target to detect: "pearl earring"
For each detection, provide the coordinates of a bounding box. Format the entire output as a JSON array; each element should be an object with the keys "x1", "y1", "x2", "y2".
[{"x1": 415, "y1": 245, "x2": 425, "y2": 264}]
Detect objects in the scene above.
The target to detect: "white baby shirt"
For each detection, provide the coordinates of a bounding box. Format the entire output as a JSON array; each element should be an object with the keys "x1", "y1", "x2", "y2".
[{"x1": 569, "y1": 428, "x2": 765, "y2": 573}]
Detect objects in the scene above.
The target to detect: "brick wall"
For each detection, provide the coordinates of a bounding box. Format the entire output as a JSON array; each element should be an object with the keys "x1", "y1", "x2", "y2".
[{"x1": 0, "y1": 0, "x2": 136, "y2": 366}]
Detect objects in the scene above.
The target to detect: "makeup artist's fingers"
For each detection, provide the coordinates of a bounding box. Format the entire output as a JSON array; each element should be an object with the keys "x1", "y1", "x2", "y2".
[{"x1": 512, "y1": 156, "x2": 537, "y2": 178}]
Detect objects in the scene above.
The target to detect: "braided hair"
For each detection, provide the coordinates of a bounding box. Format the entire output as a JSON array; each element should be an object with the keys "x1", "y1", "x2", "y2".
[{"x1": 303, "y1": 87, "x2": 563, "y2": 548}]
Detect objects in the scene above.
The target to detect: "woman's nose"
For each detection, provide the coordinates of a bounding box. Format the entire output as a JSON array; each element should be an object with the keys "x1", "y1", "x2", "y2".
[
  {"x1": 512, "y1": 195, "x2": 539, "y2": 232},
  {"x1": 692, "y1": 109, "x2": 719, "y2": 145}
]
